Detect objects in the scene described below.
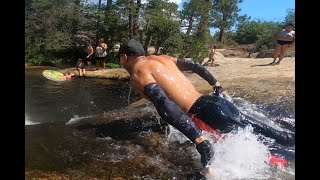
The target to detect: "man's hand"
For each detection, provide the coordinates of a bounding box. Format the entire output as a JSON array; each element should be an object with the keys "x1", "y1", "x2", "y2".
[
  {"x1": 213, "y1": 86, "x2": 224, "y2": 97},
  {"x1": 205, "y1": 165, "x2": 214, "y2": 178}
]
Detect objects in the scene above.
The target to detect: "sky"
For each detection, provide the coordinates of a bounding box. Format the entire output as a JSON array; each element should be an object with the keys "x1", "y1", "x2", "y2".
[
  {"x1": 90, "y1": 0, "x2": 294, "y2": 22},
  {"x1": 89, "y1": 0, "x2": 295, "y2": 34},
  {"x1": 174, "y1": 0, "x2": 295, "y2": 34},
  {"x1": 176, "y1": 0, "x2": 295, "y2": 22}
]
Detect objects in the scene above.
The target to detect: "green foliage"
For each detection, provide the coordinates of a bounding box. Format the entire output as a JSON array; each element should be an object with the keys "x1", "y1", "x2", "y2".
[
  {"x1": 162, "y1": 33, "x2": 184, "y2": 56},
  {"x1": 25, "y1": 0, "x2": 294, "y2": 66},
  {"x1": 235, "y1": 20, "x2": 282, "y2": 50},
  {"x1": 210, "y1": 0, "x2": 243, "y2": 42},
  {"x1": 182, "y1": 34, "x2": 211, "y2": 62},
  {"x1": 284, "y1": 9, "x2": 295, "y2": 26},
  {"x1": 106, "y1": 62, "x2": 122, "y2": 68},
  {"x1": 143, "y1": 0, "x2": 181, "y2": 49},
  {"x1": 25, "y1": 0, "x2": 87, "y2": 65},
  {"x1": 212, "y1": 31, "x2": 238, "y2": 47}
]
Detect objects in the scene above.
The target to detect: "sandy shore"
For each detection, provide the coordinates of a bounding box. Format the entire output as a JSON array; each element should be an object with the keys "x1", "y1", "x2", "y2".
[{"x1": 188, "y1": 57, "x2": 295, "y2": 108}]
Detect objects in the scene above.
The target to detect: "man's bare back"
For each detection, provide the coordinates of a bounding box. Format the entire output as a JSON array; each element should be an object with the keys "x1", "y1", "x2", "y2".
[{"x1": 129, "y1": 55, "x2": 202, "y2": 113}]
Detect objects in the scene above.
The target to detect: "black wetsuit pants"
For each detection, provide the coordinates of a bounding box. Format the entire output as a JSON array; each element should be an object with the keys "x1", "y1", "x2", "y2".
[{"x1": 188, "y1": 95, "x2": 295, "y2": 160}]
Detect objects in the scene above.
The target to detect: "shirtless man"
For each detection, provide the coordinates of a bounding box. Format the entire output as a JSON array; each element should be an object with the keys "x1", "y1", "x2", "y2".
[{"x1": 118, "y1": 39, "x2": 295, "y2": 173}]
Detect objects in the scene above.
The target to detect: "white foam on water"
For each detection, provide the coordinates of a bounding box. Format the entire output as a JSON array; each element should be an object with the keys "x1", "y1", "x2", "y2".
[
  {"x1": 165, "y1": 124, "x2": 274, "y2": 180},
  {"x1": 230, "y1": 97, "x2": 284, "y2": 131},
  {"x1": 65, "y1": 114, "x2": 93, "y2": 125},
  {"x1": 278, "y1": 117, "x2": 295, "y2": 124},
  {"x1": 166, "y1": 125, "x2": 190, "y2": 144},
  {"x1": 207, "y1": 126, "x2": 272, "y2": 180},
  {"x1": 25, "y1": 114, "x2": 39, "y2": 125}
]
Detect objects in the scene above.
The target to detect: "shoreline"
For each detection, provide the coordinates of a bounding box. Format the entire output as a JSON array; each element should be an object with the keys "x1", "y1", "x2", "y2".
[{"x1": 26, "y1": 57, "x2": 295, "y2": 107}]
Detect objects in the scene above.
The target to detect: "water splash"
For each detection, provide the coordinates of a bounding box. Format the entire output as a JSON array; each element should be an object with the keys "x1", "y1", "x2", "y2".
[
  {"x1": 230, "y1": 97, "x2": 285, "y2": 131},
  {"x1": 65, "y1": 114, "x2": 93, "y2": 125},
  {"x1": 25, "y1": 114, "x2": 39, "y2": 125},
  {"x1": 165, "y1": 124, "x2": 275, "y2": 180},
  {"x1": 166, "y1": 125, "x2": 190, "y2": 144},
  {"x1": 207, "y1": 126, "x2": 272, "y2": 180}
]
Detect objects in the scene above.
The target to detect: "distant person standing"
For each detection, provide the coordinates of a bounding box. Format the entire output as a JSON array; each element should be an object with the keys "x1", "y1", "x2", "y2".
[
  {"x1": 84, "y1": 44, "x2": 94, "y2": 69},
  {"x1": 95, "y1": 38, "x2": 108, "y2": 70},
  {"x1": 208, "y1": 46, "x2": 217, "y2": 66},
  {"x1": 269, "y1": 23, "x2": 295, "y2": 65}
]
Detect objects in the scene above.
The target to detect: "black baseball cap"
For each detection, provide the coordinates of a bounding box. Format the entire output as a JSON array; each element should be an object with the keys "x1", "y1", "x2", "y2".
[{"x1": 118, "y1": 39, "x2": 146, "y2": 56}]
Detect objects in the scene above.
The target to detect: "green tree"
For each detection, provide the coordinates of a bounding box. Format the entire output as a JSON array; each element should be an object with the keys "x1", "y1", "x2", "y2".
[
  {"x1": 284, "y1": 8, "x2": 295, "y2": 25},
  {"x1": 142, "y1": 0, "x2": 181, "y2": 53},
  {"x1": 210, "y1": 0, "x2": 244, "y2": 43},
  {"x1": 235, "y1": 20, "x2": 282, "y2": 50},
  {"x1": 25, "y1": 0, "x2": 87, "y2": 65}
]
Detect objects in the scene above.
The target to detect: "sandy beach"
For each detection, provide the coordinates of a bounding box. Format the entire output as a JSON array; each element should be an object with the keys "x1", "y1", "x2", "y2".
[{"x1": 188, "y1": 57, "x2": 295, "y2": 108}]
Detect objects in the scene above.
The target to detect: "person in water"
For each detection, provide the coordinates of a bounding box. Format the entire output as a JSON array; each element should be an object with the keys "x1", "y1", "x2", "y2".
[
  {"x1": 270, "y1": 23, "x2": 295, "y2": 65},
  {"x1": 118, "y1": 39, "x2": 295, "y2": 173},
  {"x1": 61, "y1": 71, "x2": 75, "y2": 80}
]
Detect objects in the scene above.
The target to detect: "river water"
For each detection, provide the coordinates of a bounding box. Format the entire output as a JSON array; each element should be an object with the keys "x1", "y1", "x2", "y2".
[{"x1": 25, "y1": 67, "x2": 295, "y2": 180}]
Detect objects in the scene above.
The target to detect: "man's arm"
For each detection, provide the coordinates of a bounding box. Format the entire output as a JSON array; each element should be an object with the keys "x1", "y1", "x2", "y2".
[
  {"x1": 175, "y1": 58, "x2": 224, "y2": 96},
  {"x1": 143, "y1": 82, "x2": 214, "y2": 167}
]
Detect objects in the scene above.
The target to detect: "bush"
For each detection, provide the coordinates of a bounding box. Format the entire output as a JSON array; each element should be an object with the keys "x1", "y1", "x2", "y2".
[{"x1": 106, "y1": 63, "x2": 122, "y2": 68}]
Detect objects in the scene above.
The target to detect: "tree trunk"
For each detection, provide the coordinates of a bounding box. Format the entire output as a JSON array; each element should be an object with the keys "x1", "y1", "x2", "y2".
[
  {"x1": 106, "y1": 0, "x2": 112, "y2": 10},
  {"x1": 128, "y1": 0, "x2": 134, "y2": 38},
  {"x1": 105, "y1": 0, "x2": 112, "y2": 18},
  {"x1": 71, "y1": 0, "x2": 81, "y2": 47},
  {"x1": 195, "y1": 1, "x2": 211, "y2": 39},
  {"x1": 144, "y1": 32, "x2": 152, "y2": 54},
  {"x1": 218, "y1": 13, "x2": 227, "y2": 43},
  {"x1": 186, "y1": 13, "x2": 194, "y2": 35},
  {"x1": 196, "y1": 16, "x2": 209, "y2": 39},
  {"x1": 133, "y1": 0, "x2": 141, "y2": 39},
  {"x1": 218, "y1": 28, "x2": 225, "y2": 43},
  {"x1": 139, "y1": 29, "x2": 143, "y2": 43},
  {"x1": 96, "y1": 0, "x2": 102, "y2": 42}
]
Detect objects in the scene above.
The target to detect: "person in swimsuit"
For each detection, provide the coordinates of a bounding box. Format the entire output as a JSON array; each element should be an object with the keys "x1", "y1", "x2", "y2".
[
  {"x1": 208, "y1": 45, "x2": 217, "y2": 66},
  {"x1": 270, "y1": 23, "x2": 295, "y2": 65},
  {"x1": 118, "y1": 39, "x2": 295, "y2": 174},
  {"x1": 76, "y1": 58, "x2": 86, "y2": 77},
  {"x1": 84, "y1": 43, "x2": 94, "y2": 68},
  {"x1": 95, "y1": 38, "x2": 108, "y2": 70}
]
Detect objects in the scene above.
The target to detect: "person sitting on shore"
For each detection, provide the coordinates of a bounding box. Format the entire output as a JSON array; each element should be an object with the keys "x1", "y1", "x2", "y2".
[
  {"x1": 118, "y1": 39, "x2": 295, "y2": 175},
  {"x1": 76, "y1": 58, "x2": 86, "y2": 77}
]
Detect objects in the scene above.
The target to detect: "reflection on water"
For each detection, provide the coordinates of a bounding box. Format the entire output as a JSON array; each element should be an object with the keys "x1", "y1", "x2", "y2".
[
  {"x1": 25, "y1": 67, "x2": 136, "y2": 124},
  {"x1": 25, "y1": 67, "x2": 295, "y2": 179}
]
